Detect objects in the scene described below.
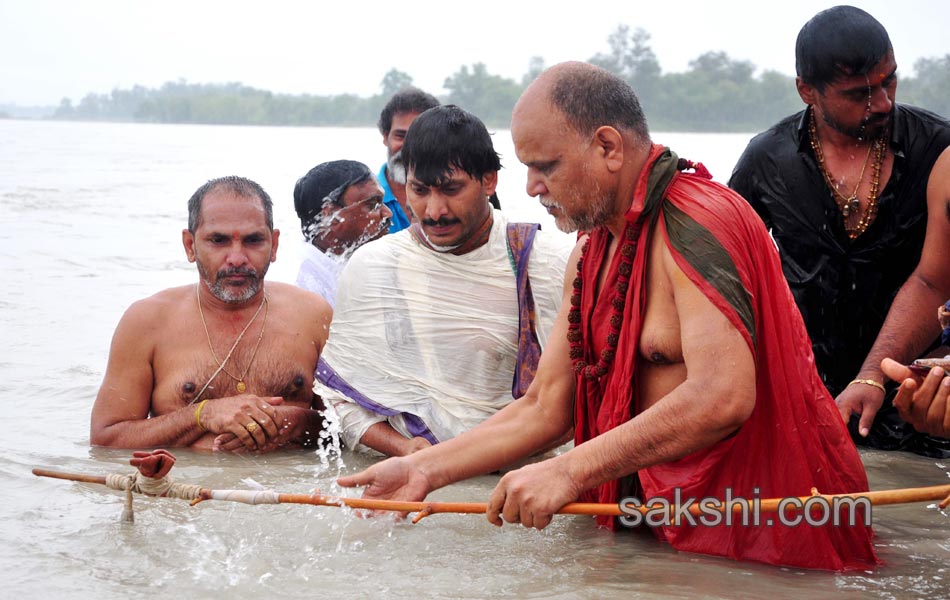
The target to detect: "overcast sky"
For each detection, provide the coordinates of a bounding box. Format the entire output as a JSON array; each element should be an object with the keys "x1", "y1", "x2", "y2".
[{"x1": 1, "y1": 0, "x2": 946, "y2": 106}]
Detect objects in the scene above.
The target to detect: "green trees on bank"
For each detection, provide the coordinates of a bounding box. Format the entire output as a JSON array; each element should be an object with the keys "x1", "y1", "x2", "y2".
[
  {"x1": 54, "y1": 81, "x2": 381, "y2": 126},
  {"x1": 901, "y1": 55, "x2": 950, "y2": 117},
  {"x1": 51, "y1": 26, "x2": 950, "y2": 132}
]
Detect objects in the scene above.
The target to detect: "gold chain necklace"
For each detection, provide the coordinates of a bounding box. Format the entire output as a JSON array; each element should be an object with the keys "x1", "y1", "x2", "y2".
[
  {"x1": 809, "y1": 109, "x2": 887, "y2": 240},
  {"x1": 196, "y1": 285, "x2": 268, "y2": 393}
]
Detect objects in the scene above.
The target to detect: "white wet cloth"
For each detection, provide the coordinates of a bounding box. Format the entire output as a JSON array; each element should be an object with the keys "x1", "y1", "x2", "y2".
[
  {"x1": 294, "y1": 241, "x2": 346, "y2": 307},
  {"x1": 315, "y1": 211, "x2": 572, "y2": 451}
]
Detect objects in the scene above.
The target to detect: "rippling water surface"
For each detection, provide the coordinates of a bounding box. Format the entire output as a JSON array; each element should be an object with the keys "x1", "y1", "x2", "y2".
[{"x1": 1, "y1": 119, "x2": 947, "y2": 599}]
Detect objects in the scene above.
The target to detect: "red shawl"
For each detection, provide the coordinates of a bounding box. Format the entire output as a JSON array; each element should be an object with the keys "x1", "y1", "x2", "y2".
[{"x1": 573, "y1": 145, "x2": 878, "y2": 570}]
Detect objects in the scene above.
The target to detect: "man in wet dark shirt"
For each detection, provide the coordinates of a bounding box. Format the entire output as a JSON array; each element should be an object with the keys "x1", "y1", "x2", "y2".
[
  {"x1": 729, "y1": 6, "x2": 950, "y2": 455},
  {"x1": 90, "y1": 176, "x2": 332, "y2": 452}
]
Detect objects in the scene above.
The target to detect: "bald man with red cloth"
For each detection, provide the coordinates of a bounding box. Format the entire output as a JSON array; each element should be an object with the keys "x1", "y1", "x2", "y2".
[
  {"x1": 338, "y1": 62, "x2": 878, "y2": 571},
  {"x1": 572, "y1": 143, "x2": 875, "y2": 568}
]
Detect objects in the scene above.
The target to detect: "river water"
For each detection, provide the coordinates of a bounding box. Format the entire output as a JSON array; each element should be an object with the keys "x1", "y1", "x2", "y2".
[{"x1": 1, "y1": 119, "x2": 947, "y2": 599}]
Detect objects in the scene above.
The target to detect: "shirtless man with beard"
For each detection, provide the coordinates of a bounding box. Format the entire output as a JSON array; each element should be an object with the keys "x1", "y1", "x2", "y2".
[{"x1": 90, "y1": 176, "x2": 331, "y2": 452}]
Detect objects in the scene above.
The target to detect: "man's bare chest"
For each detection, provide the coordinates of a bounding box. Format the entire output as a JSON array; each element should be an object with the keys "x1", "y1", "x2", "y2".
[{"x1": 149, "y1": 328, "x2": 317, "y2": 415}]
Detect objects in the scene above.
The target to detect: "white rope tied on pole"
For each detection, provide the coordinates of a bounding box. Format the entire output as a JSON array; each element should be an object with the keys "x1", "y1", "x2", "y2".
[
  {"x1": 209, "y1": 489, "x2": 280, "y2": 504},
  {"x1": 104, "y1": 472, "x2": 204, "y2": 522}
]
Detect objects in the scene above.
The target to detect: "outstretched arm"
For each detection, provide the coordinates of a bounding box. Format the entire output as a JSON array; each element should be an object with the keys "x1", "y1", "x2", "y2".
[{"x1": 837, "y1": 147, "x2": 950, "y2": 435}]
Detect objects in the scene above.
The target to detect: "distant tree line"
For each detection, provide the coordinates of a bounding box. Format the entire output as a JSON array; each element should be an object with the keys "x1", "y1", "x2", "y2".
[{"x1": 51, "y1": 26, "x2": 950, "y2": 132}]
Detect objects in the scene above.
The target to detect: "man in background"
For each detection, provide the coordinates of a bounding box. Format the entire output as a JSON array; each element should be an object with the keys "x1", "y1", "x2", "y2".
[
  {"x1": 293, "y1": 160, "x2": 392, "y2": 305},
  {"x1": 377, "y1": 88, "x2": 500, "y2": 232},
  {"x1": 377, "y1": 88, "x2": 440, "y2": 232},
  {"x1": 729, "y1": 6, "x2": 950, "y2": 454}
]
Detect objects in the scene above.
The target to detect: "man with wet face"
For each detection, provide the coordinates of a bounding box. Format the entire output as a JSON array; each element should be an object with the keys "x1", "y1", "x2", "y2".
[
  {"x1": 293, "y1": 160, "x2": 392, "y2": 306},
  {"x1": 729, "y1": 6, "x2": 950, "y2": 455},
  {"x1": 91, "y1": 177, "x2": 332, "y2": 452},
  {"x1": 337, "y1": 63, "x2": 877, "y2": 570},
  {"x1": 316, "y1": 105, "x2": 572, "y2": 457},
  {"x1": 377, "y1": 87, "x2": 441, "y2": 232}
]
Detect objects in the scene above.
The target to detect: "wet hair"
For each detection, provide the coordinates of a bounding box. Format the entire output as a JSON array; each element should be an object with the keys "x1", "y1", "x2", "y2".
[
  {"x1": 795, "y1": 6, "x2": 892, "y2": 91},
  {"x1": 401, "y1": 105, "x2": 502, "y2": 186},
  {"x1": 377, "y1": 87, "x2": 440, "y2": 137},
  {"x1": 293, "y1": 160, "x2": 373, "y2": 240},
  {"x1": 187, "y1": 176, "x2": 273, "y2": 234},
  {"x1": 548, "y1": 63, "x2": 650, "y2": 142}
]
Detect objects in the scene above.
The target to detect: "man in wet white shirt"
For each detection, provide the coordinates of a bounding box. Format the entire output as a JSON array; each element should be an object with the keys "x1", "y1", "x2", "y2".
[
  {"x1": 293, "y1": 160, "x2": 392, "y2": 306},
  {"x1": 315, "y1": 105, "x2": 572, "y2": 456}
]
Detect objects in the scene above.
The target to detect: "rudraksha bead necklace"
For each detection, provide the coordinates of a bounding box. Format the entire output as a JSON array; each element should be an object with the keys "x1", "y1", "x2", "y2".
[{"x1": 567, "y1": 220, "x2": 643, "y2": 379}]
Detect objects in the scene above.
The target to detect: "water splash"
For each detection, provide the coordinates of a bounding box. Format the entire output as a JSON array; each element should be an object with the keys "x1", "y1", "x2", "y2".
[
  {"x1": 314, "y1": 404, "x2": 345, "y2": 475},
  {"x1": 239, "y1": 478, "x2": 266, "y2": 490}
]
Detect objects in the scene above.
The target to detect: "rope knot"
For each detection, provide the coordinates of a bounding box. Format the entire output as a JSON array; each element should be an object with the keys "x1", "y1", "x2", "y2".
[{"x1": 104, "y1": 471, "x2": 203, "y2": 522}]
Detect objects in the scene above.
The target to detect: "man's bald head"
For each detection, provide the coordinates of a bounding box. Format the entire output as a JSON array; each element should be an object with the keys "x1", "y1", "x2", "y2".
[{"x1": 516, "y1": 61, "x2": 650, "y2": 144}]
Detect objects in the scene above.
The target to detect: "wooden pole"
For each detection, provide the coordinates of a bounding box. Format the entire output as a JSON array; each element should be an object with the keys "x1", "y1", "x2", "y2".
[
  {"x1": 33, "y1": 468, "x2": 107, "y2": 486},
  {"x1": 34, "y1": 467, "x2": 950, "y2": 522}
]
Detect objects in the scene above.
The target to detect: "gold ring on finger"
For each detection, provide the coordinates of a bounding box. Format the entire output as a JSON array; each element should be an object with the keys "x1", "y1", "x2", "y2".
[{"x1": 245, "y1": 422, "x2": 259, "y2": 433}]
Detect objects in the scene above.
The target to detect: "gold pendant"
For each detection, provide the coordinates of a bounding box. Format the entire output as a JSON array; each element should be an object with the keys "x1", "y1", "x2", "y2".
[{"x1": 236, "y1": 381, "x2": 247, "y2": 393}]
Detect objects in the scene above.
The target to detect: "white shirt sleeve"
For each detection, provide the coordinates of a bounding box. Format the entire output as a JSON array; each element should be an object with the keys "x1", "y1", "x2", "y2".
[{"x1": 328, "y1": 399, "x2": 387, "y2": 453}]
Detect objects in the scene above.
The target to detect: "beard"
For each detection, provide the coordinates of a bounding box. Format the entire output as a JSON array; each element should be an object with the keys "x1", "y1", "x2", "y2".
[
  {"x1": 822, "y1": 108, "x2": 891, "y2": 141},
  {"x1": 541, "y1": 188, "x2": 614, "y2": 234},
  {"x1": 387, "y1": 150, "x2": 407, "y2": 185},
  {"x1": 197, "y1": 260, "x2": 265, "y2": 304}
]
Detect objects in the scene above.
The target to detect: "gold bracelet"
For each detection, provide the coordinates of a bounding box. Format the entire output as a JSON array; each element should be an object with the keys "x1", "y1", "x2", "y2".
[
  {"x1": 194, "y1": 399, "x2": 209, "y2": 431},
  {"x1": 848, "y1": 379, "x2": 886, "y2": 393}
]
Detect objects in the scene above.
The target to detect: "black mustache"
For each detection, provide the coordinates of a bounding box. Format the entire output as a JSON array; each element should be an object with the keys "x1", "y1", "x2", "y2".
[
  {"x1": 217, "y1": 267, "x2": 258, "y2": 278},
  {"x1": 422, "y1": 217, "x2": 460, "y2": 227}
]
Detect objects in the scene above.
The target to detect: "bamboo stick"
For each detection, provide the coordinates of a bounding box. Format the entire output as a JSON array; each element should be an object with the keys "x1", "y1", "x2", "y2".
[
  {"x1": 33, "y1": 468, "x2": 107, "y2": 485},
  {"x1": 32, "y1": 468, "x2": 950, "y2": 523}
]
